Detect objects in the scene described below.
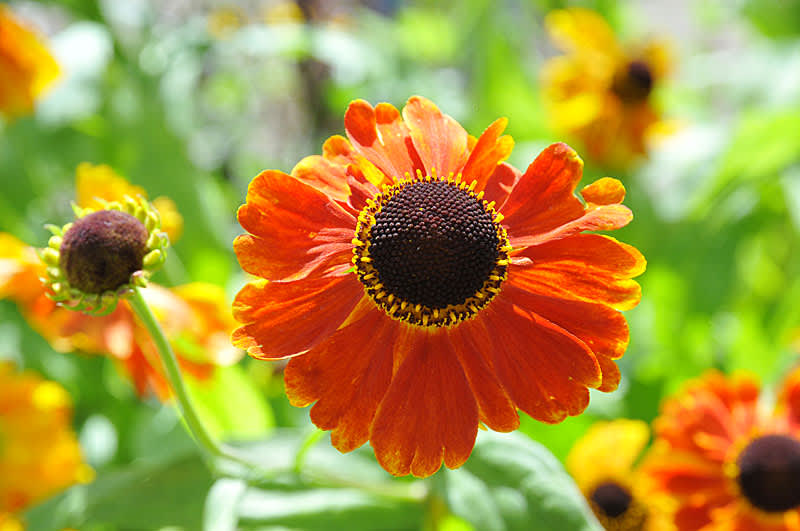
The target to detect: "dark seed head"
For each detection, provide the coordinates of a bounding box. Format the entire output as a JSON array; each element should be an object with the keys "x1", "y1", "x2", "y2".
[
  {"x1": 368, "y1": 180, "x2": 498, "y2": 309},
  {"x1": 590, "y1": 481, "x2": 633, "y2": 518},
  {"x1": 59, "y1": 210, "x2": 148, "y2": 294},
  {"x1": 737, "y1": 433, "x2": 800, "y2": 513},
  {"x1": 611, "y1": 60, "x2": 654, "y2": 103}
]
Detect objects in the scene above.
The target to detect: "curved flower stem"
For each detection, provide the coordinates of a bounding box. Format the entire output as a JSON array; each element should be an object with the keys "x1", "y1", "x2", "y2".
[{"x1": 128, "y1": 285, "x2": 229, "y2": 462}]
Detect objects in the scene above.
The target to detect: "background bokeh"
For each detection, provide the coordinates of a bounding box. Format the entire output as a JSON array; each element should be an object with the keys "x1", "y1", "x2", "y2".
[{"x1": 2, "y1": 0, "x2": 800, "y2": 529}]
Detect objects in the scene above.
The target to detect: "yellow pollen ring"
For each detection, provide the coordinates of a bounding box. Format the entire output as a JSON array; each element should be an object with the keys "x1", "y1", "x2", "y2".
[{"x1": 351, "y1": 173, "x2": 510, "y2": 328}]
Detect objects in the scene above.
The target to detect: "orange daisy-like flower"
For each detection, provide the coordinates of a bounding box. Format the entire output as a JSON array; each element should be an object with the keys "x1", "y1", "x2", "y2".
[
  {"x1": 0, "y1": 363, "x2": 93, "y2": 517},
  {"x1": 232, "y1": 95, "x2": 645, "y2": 477},
  {"x1": 0, "y1": 231, "x2": 239, "y2": 399},
  {"x1": 643, "y1": 370, "x2": 800, "y2": 530},
  {"x1": 541, "y1": 8, "x2": 670, "y2": 167},
  {"x1": 567, "y1": 419, "x2": 674, "y2": 531},
  {"x1": 0, "y1": 5, "x2": 59, "y2": 118}
]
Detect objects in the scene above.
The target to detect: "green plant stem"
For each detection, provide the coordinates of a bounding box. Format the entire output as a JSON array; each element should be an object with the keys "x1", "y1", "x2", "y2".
[{"x1": 129, "y1": 285, "x2": 228, "y2": 461}]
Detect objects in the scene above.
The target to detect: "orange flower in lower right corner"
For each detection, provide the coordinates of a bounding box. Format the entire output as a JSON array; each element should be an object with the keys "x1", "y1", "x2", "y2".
[
  {"x1": 0, "y1": 5, "x2": 59, "y2": 119},
  {"x1": 642, "y1": 370, "x2": 800, "y2": 531}
]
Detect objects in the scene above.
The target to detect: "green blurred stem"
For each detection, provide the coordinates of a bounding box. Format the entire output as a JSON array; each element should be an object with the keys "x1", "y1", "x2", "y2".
[{"x1": 129, "y1": 286, "x2": 228, "y2": 461}]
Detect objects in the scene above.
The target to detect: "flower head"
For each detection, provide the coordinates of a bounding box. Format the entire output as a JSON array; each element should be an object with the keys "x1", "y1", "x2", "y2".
[
  {"x1": 567, "y1": 419, "x2": 674, "y2": 531},
  {"x1": 0, "y1": 363, "x2": 92, "y2": 515},
  {"x1": 232, "y1": 95, "x2": 645, "y2": 477},
  {"x1": 0, "y1": 5, "x2": 59, "y2": 118},
  {"x1": 542, "y1": 8, "x2": 670, "y2": 167},
  {"x1": 41, "y1": 195, "x2": 169, "y2": 315},
  {"x1": 642, "y1": 370, "x2": 800, "y2": 530}
]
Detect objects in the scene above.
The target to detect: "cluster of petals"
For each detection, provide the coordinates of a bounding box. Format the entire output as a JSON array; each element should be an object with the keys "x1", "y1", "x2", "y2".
[
  {"x1": 541, "y1": 7, "x2": 670, "y2": 167},
  {"x1": 232, "y1": 95, "x2": 645, "y2": 477},
  {"x1": 642, "y1": 370, "x2": 800, "y2": 531},
  {"x1": 0, "y1": 5, "x2": 59, "y2": 118},
  {"x1": 0, "y1": 362, "x2": 92, "y2": 518}
]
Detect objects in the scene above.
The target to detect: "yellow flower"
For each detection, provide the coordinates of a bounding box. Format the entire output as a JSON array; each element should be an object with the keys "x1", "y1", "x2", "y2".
[
  {"x1": 0, "y1": 363, "x2": 92, "y2": 516},
  {"x1": 567, "y1": 419, "x2": 675, "y2": 531},
  {"x1": 542, "y1": 8, "x2": 671, "y2": 168},
  {"x1": 75, "y1": 162, "x2": 184, "y2": 243},
  {"x1": 0, "y1": 5, "x2": 59, "y2": 119}
]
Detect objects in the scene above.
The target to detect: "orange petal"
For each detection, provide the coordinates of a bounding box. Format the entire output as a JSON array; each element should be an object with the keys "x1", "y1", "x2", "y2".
[
  {"x1": 482, "y1": 293, "x2": 601, "y2": 424},
  {"x1": 596, "y1": 355, "x2": 621, "y2": 392},
  {"x1": 344, "y1": 100, "x2": 423, "y2": 180},
  {"x1": 500, "y1": 143, "x2": 586, "y2": 240},
  {"x1": 231, "y1": 275, "x2": 363, "y2": 359},
  {"x1": 483, "y1": 161, "x2": 521, "y2": 207},
  {"x1": 401, "y1": 96, "x2": 469, "y2": 177},
  {"x1": 235, "y1": 170, "x2": 355, "y2": 281},
  {"x1": 462, "y1": 118, "x2": 514, "y2": 193},
  {"x1": 512, "y1": 234, "x2": 645, "y2": 311},
  {"x1": 449, "y1": 319, "x2": 520, "y2": 432},
  {"x1": 370, "y1": 329, "x2": 479, "y2": 477},
  {"x1": 581, "y1": 177, "x2": 626, "y2": 206},
  {"x1": 285, "y1": 308, "x2": 395, "y2": 452}
]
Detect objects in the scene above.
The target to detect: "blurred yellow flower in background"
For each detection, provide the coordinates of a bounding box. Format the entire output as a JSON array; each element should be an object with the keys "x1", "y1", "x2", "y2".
[
  {"x1": 567, "y1": 419, "x2": 674, "y2": 531},
  {"x1": 75, "y1": 162, "x2": 184, "y2": 244},
  {"x1": 542, "y1": 7, "x2": 671, "y2": 168},
  {"x1": 0, "y1": 5, "x2": 59, "y2": 119},
  {"x1": 0, "y1": 363, "x2": 92, "y2": 518}
]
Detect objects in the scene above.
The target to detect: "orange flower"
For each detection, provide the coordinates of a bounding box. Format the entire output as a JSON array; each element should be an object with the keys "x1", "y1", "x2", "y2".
[
  {"x1": 567, "y1": 419, "x2": 675, "y2": 531},
  {"x1": 541, "y1": 8, "x2": 670, "y2": 167},
  {"x1": 1, "y1": 161, "x2": 236, "y2": 399},
  {"x1": 0, "y1": 5, "x2": 59, "y2": 118},
  {"x1": 232, "y1": 95, "x2": 645, "y2": 477},
  {"x1": 642, "y1": 370, "x2": 800, "y2": 530},
  {"x1": 0, "y1": 233, "x2": 238, "y2": 399},
  {"x1": 0, "y1": 363, "x2": 92, "y2": 516}
]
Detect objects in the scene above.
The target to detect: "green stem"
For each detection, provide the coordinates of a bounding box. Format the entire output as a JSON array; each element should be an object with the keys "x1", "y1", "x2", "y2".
[{"x1": 129, "y1": 285, "x2": 227, "y2": 460}]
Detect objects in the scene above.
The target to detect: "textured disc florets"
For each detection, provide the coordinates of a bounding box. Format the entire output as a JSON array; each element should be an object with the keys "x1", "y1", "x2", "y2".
[
  {"x1": 353, "y1": 173, "x2": 510, "y2": 327},
  {"x1": 736, "y1": 433, "x2": 800, "y2": 513},
  {"x1": 40, "y1": 195, "x2": 169, "y2": 315},
  {"x1": 588, "y1": 480, "x2": 648, "y2": 531},
  {"x1": 59, "y1": 210, "x2": 148, "y2": 294}
]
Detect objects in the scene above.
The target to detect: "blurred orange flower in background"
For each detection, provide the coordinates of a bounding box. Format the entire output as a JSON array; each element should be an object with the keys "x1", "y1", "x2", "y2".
[
  {"x1": 0, "y1": 5, "x2": 59, "y2": 119},
  {"x1": 567, "y1": 419, "x2": 674, "y2": 531},
  {"x1": 643, "y1": 370, "x2": 800, "y2": 530},
  {"x1": 0, "y1": 363, "x2": 92, "y2": 519},
  {"x1": 233, "y1": 95, "x2": 645, "y2": 477},
  {"x1": 0, "y1": 166, "x2": 237, "y2": 399},
  {"x1": 542, "y1": 7, "x2": 671, "y2": 168}
]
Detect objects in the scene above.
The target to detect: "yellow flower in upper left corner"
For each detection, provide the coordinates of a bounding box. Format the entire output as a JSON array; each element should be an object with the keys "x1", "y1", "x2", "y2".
[
  {"x1": 0, "y1": 363, "x2": 92, "y2": 518},
  {"x1": 75, "y1": 162, "x2": 184, "y2": 243},
  {"x1": 0, "y1": 5, "x2": 59, "y2": 118},
  {"x1": 567, "y1": 419, "x2": 674, "y2": 531}
]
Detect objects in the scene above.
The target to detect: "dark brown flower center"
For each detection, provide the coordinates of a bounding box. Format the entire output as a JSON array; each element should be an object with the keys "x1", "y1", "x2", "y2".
[
  {"x1": 611, "y1": 60, "x2": 654, "y2": 103},
  {"x1": 59, "y1": 210, "x2": 149, "y2": 294},
  {"x1": 737, "y1": 433, "x2": 800, "y2": 513},
  {"x1": 353, "y1": 176, "x2": 508, "y2": 327},
  {"x1": 591, "y1": 481, "x2": 632, "y2": 518},
  {"x1": 369, "y1": 180, "x2": 499, "y2": 309},
  {"x1": 588, "y1": 481, "x2": 648, "y2": 531}
]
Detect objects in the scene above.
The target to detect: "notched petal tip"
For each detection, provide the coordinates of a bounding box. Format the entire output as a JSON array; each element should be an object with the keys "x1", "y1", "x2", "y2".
[{"x1": 582, "y1": 177, "x2": 626, "y2": 205}]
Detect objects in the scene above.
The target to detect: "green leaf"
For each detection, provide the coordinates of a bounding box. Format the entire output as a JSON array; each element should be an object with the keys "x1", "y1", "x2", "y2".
[
  {"x1": 235, "y1": 487, "x2": 425, "y2": 530},
  {"x1": 204, "y1": 478, "x2": 248, "y2": 531},
  {"x1": 188, "y1": 364, "x2": 275, "y2": 441},
  {"x1": 442, "y1": 432, "x2": 602, "y2": 531},
  {"x1": 25, "y1": 453, "x2": 214, "y2": 530}
]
